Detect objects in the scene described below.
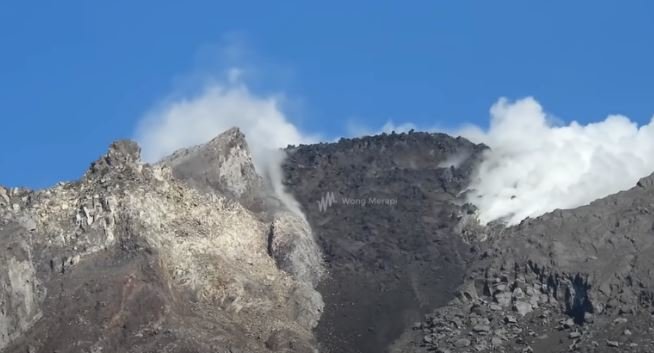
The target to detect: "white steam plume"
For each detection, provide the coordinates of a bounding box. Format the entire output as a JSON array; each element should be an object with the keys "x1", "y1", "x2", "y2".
[
  {"x1": 461, "y1": 97, "x2": 654, "y2": 225},
  {"x1": 135, "y1": 72, "x2": 315, "y2": 215}
]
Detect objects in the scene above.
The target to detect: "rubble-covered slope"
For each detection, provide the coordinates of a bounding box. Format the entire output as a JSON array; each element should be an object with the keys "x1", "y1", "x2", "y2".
[
  {"x1": 0, "y1": 138, "x2": 321, "y2": 353},
  {"x1": 282, "y1": 131, "x2": 488, "y2": 353},
  {"x1": 4, "y1": 127, "x2": 654, "y2": 353},
  {"x1": 396, "y1": 173, "x2": 654, "y2": 353}
]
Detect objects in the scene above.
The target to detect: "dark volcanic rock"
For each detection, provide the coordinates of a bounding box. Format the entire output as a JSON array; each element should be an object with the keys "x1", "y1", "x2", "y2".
[
  {"x1": 399, "y1": 172, "x2": 654, "y2": 353},
  {"x1": 6, "y1": 128, "x2": 654, "y2": 353},
  {"x1": 283, "y1": 131, "x2": 488, "y2": 353}
]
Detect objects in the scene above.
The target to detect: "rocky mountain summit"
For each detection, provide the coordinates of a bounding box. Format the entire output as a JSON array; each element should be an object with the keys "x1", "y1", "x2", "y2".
[
  {"x1": 0, "y1": 130, "x2": 323, "y2": 353},
  {"x1": 282, "y1": 131, "x2": 487, "y2": 353},
  {"x1": 2, "y1": 128, "x2": 654, "y2": 353}
]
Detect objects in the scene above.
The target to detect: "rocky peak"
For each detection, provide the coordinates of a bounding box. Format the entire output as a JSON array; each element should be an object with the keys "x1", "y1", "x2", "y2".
[
  {"x1": 159, "y1": 127, "x2": 325, "y2": 311},
  {"x1": 85, "y1": 140, "x2": 142, "y2": 181},
  {"x1": 0, "y1": 186, "x2": 10, "y2": 207},
  {"x1": 159, "y1": 127, "x2": 265, "y2": 210},
  {"x1": 0, "y1": 131, "x2": 324, "y2": 353},
  {"x1": 7, "y1": 127, "x2": 654, "y2": 353},
  {"x1": 637, "y1": 172, "x2": 654, "y2": 189},
  {"x1": 206, "y1": 126, "x2": 247, "y2": 150}
]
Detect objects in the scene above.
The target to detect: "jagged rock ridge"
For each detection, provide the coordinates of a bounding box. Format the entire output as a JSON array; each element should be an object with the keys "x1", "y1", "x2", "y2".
[
  {"x1": 160, "y1": 128, "x2": 325, "y2": 288},
  {"x1": 3, "y1": 128, "x2": 654, "y2": 353},
  {"x1": 0, "y1": 134, "x2": 323, "y2": 353}
]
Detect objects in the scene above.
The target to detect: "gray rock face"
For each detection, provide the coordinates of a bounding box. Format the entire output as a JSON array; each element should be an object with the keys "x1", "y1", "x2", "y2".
[
  {"x1": 0, "y1": 187, "x2": 10, "y2": 206},
  {"x1": 0, "y1": 134, "x2": 322, "y2": 353},
  {"x1": 159, "y1": 127, "x2": 266, "y2": 211},
  {"x1": 4, "y1": 128, "x2": 654, "y2": 353},
  {"x1": 0, "y1": 221, "x2": 44, "y2": 350},
  {"x1": 399, "y1": 171, "x2": 654, "y2": 353},
  {"x1": 283, "y1": 131, "x2": 488, "y2": 353},
  {"x1": 269, "y1": 213, "x2": 324, "y2": 287},
  {"x1": 513, "y1": 301, "x2": 533, "y2": 316},
  {"x1": 159, "y1": 127, "x2": 325, "y2": 327}
]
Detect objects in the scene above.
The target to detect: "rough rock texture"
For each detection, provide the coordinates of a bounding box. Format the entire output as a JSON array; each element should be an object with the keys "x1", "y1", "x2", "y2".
[
  {"x1": 269, "y1": 213, "x2": 324, "y2": 287},
  {"x1": 283, "y1": 131, "x2": 488, "y2": 353},
  {"x1": 5, "y1": 128, "x2": 654, "y2": 353},
  {"x1": 160, "y1": 127, "x2": 266, "y2": 212},
  {"x1": 160, "y1": 128, "x2": 325, "y2": 321},
  {"x1": 396, "y1": 173, "x2": 654, "y2": 353},
  {"x1": 0, "y1": 139, "x2": 321, "y2": 353},
  {"x1": 0, "y1": 217, "x2": 44, "y2": 349}
]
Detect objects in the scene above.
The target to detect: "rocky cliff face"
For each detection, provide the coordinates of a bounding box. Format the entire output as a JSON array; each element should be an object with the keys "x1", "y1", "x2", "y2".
[
  {"x1": 3, "y1": 128, "x2": 654, "y2": 353},
  {"x1": 394, "y1": 174, "x2": 654, "y2": 353},
  {"x1": 282, "y1": 131, "x2": 654, "y2": 353},
  {"x1": 160, "y1": 128, "x2": 325, "y2": 297},
  {"x1": 159, "y1": 127, "x2": 266, "y2": 212},
  {"x1": 282, "y1": 131, "x2": 488, "y2": 353},
  {"x1": 0, "y1": 134, "x2": 323, "y2": 353}
]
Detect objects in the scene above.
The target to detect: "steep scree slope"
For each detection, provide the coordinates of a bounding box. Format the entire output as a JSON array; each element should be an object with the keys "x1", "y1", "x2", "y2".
[
  {"x1": 282, "y1": 131, "x2": 488, "y2": 353},
  {"x1": 396, "y1": 173, "x2": 654, "y2": 353}
]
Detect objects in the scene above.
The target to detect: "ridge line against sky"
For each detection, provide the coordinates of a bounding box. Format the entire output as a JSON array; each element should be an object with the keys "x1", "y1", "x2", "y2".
[
  {"x1": 134, "y1": 67, "x2": 654, "y2": 224},
  {"x1": 1, "y1": 1, "x2": 654, "y2": 189}
]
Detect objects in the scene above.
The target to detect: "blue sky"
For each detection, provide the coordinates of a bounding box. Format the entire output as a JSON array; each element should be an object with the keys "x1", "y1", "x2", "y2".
[{"x1": 1, "y1": 0, "x2": 653, "y2": 188}]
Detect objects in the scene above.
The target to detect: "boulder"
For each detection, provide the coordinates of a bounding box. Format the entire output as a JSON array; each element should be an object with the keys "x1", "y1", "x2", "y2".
[
  {"x1": 454, "y1": 338, "x2": 471, "y2": 348},
  {"x1": 513, "y1": 301, "x2": 533, "y2": 316}
]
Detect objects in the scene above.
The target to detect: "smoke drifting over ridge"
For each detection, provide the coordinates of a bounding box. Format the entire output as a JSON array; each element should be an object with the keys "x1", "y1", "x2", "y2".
[
  {"x1": 135, "y1": 74, "x2": 316, "y2": 215},
  {"x1": 461, "y1": 97, "x2": 654, "y2": 225},
  {"x1": 136, "y1": 79, "x2": 654, "y2": 226}
]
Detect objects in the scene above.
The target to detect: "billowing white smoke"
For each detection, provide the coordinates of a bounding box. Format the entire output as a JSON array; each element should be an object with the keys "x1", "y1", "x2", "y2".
[
  {"x1": 461, "y1": 97, "x2": 654, "y2": 225},
  {"x1": 136, "y1": 84, "x2": 654, "y2": 226},
  {"x1": 135, "y1": 74, "x2": 315, "y2": 216}
]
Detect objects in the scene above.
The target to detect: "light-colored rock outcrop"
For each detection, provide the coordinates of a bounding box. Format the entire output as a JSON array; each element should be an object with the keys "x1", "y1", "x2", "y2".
[
  {"x1": 0, "y1": 136, "x2": 324, "y2": 353},
  {"x1": 0, "y1": 223, "x2": 44, "y2": 350}
]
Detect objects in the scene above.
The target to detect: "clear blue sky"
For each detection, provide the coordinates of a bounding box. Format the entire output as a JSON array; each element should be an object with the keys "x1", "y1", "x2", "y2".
[{"x1": 1, "y1": 1, "x2": 653, "y2": 188}]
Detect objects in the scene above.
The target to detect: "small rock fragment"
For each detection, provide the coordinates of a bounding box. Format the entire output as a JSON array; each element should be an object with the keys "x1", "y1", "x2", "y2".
[
  {"x1": 454, "y1": 338, "x2": 471, "y2": 348},
  {"x1": 504, "y1": 315, "x2": 517, "y2": 324},
  {"x1": 569, "y1": 331, "x2": 581, "y2": 339},
  {"x1": 562, "y1": 318, "x2": 575, "y2": 329},
  {"x1": 495, "y1": 292, "x2": 512, "y2": 307},
  {"x1": 0, "y1": 187, "x2": 9, "y2": 204},
  {"x1": 513, "y1": 301, "x2": 533, "y2": 316},
  {"x1": 491, "y1": 336, "x2": 503, "y2": 345},
  {"x1": 606, "y1": 340, "x2": 619, "y2": 347},
  {"x1": 473, "y1": 324, "x2": 491, "y2": 334}
]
